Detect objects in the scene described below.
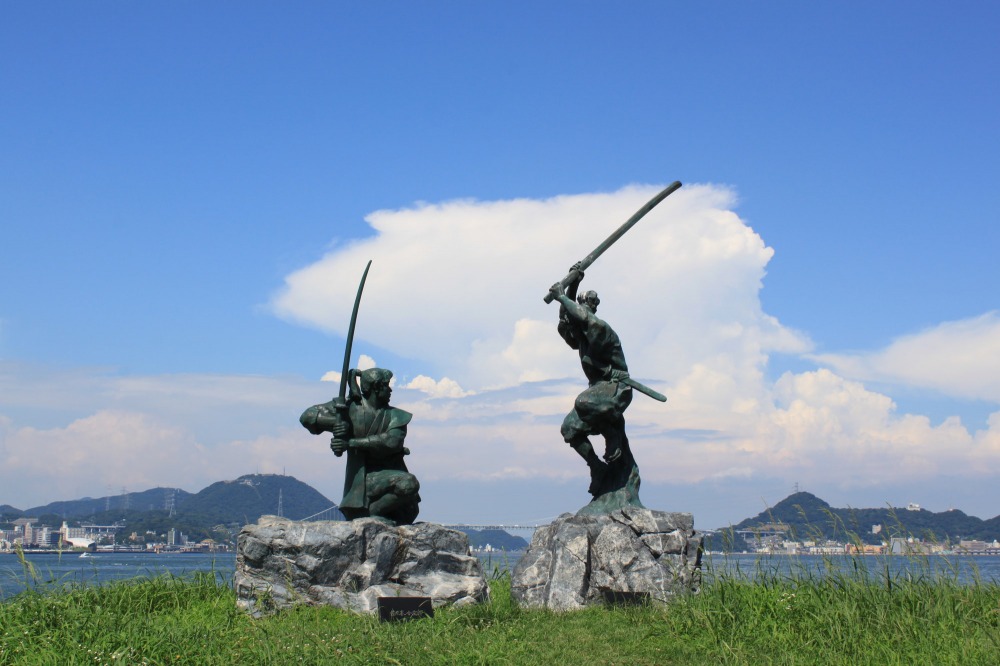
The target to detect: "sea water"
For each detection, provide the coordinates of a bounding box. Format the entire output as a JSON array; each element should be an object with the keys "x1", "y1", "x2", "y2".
[
  {"x1": 3, "y1": 551, "x2": 998, "y2": 600},
  {"x1": 0, "y1": 551, "x2": 234, "y2": 600},
  {"x1": 704, "y1": 552, "x2": 1000, "y2": 585}
]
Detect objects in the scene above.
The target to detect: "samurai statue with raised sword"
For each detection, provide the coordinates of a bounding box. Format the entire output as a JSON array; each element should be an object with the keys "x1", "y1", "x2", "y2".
[{"x1": 544, "y1": 182, "x2": 679, "y2": 513}]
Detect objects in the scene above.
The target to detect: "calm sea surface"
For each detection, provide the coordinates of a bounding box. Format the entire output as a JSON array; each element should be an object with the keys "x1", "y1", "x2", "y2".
[
  {"x1": 3, "y1": 551, "x2": 998, "y2": 600},
  {"x1": 0, "y1": 552, "x2": 235, "y2": 600},
  {"x1": 702, "y1": 553, "x2": 1000, "y2": 586}
]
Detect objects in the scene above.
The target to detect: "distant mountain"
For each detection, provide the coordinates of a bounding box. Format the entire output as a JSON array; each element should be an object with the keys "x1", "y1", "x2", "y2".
[
  {"x1": 716, "y1": 491, "x2": 1000, "y2": 548},
  {"x1": 176, "y1": 474, "x2": 338, "y2": 524},
  {"x1": 25, "y1": 488, "x2": 194, "y2": 520},
  {"x1": 19, "y1": 475, "x2": 336, "y2": 525},
  {"x1": 10, "y1": 474, "x2": 338, "y2": 544},
  {"x1": 985, "y1": 514, "x2": 1000, "y2": 534},
  {"x1": 457, "y1": 528, "x2": 529, "y2": 551}
]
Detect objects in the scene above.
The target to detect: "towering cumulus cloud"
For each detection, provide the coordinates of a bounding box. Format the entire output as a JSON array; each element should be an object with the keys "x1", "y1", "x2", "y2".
[
  {"x1": 3, "y1": 184, "x2": 997, "y2": 516},
  {"x1": 271, "y1": 184, "x2": 810, "y2": 388},
  {"x1": 269, "y1": 183, "x2": 1000, "y2": 497}
]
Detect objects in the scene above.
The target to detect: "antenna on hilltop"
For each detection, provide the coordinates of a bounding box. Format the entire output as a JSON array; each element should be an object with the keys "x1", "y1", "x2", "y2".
[{"x1": 794, "y1": 482, "x2": 800, "y2": 494}]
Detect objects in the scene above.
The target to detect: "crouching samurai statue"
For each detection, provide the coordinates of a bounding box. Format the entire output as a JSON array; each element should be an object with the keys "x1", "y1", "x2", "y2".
[
  {"x1": 300, "y1": 367, "x2": 420, "y2": 525},
  {"x1": 298, "y1": 261, "x2": 421, "y2": 526}
]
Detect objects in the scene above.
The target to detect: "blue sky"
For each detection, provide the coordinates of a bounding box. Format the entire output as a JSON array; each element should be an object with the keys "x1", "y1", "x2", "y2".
[{"x1": 2, "y1": 3, "x2": 998, "y2": 528}]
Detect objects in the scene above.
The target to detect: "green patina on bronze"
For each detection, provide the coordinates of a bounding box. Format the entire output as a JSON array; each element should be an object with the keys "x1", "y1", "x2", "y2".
[
  {"x1": 546, "y1": 182, "x2": 679, "y2": 515},
  {"x1": 299, "y1": 261, "x2": 420, "y2": 526}
]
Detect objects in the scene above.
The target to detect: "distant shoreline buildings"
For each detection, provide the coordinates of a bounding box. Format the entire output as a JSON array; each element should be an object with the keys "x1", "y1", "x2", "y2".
[
  {"x1": 725, "y1": 521, "x2": 1000, "y2": 556},
  {"x1": 0, "y1": 517, "x2": 226, "y2": 554}
]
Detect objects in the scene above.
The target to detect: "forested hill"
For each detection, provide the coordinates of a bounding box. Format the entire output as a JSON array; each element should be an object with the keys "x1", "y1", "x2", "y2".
[
  {"x1": 726, "y1": 491, "x2": 1000, "y2": 544},
  {"x1": 3, "y1": 474, "x2": 339, "y2": 545},
  {"x1": 17, "y1": 474, "x2": 335, "y2": 524},
  {"x1": 458, "y1": 528, "x2": 529, "y2": 551},
  {"x1": 23, "y1": 488, "x2": 194, "y2": 521},
  {"x1": 177, "y1": 474, "x2": 337, "y2": 524}
]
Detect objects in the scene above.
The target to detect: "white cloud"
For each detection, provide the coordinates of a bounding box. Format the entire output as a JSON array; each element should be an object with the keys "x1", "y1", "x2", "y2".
[
  {"x1": 813, "y1": 312, "x2": 1000, "y2": 402},
  {"x1": 266, "y1": 184, "x2": 1000, "y2": 510},
  {"x1": 270, "y1": 184, "x2": 812, "y2": 389},
  {"x1": 761, "y1": 369, "x2": 988, "y2": 481},
  {"x1": 4, "y1": 186, "x2": 1000, "y2": 524},
  {"x1": 405, "y1": 375, "x2": 470, "y2": 398},
  {"x1": 0, "y1": 365, "x2": 346, "y2": 508},
  {"x1": 320, "y1": 354, "x2": 379, "y2": 383},
  {"x1": 2, "y1": 410, "x2": 196, "y2": 499}
]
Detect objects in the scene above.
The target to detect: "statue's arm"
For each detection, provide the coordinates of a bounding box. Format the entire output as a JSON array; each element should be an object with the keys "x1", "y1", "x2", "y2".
[
  {"x1": 550, "y1": 264, "x2": 585, "y2": 314},
  {"x1": 346, "y1": 409, "x2": 412, "y2": 457},
  {"x1": 565, "y1": 266, "x2": 582, "y2": 302},
  {"x1": 555, "y1": 294, "x2": 588, "y2": 324},
  {"x1": 349, "y1": 424, "x2": 407, "y2": 457}
]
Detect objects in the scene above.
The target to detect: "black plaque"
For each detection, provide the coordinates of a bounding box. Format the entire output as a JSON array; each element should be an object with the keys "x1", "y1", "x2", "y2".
[
  {"x1": 377, "y1": 596, "x2": 434, "y2": 622},
  {"x1": 601, "y1": 589, "x2": 650, "y2": 606}
]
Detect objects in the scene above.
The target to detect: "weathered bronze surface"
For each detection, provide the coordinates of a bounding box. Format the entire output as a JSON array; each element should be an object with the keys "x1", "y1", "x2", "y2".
[
  {"x1": 300, "y1": 368, "x2": 420, "y2": 525},
  {"x1": 549, "y1": 270, "x2": 643, "y2": 513},
  {"x1": 298, "y1": 261, "x2": 420, "y2": 525},
  {"x1": 546, "y1": 184, "x2": 678, "y2": 512}
]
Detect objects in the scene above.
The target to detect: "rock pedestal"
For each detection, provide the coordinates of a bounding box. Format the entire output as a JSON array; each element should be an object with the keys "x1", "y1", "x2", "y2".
[
  {"x1": 511, "y1": 507, "x2": 703, "y2": 610},
  {"x1": 235, "y1": 516, "x2": 489, "y2": 616}
]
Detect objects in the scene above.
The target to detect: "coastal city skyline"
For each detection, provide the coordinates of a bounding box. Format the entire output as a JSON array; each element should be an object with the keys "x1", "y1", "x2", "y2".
[{"x1": 2, "y1": 3, "x2": 998, "y2": 530}]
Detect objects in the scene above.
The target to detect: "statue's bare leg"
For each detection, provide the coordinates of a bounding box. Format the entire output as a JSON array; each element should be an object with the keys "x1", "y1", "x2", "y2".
[
  {"x1": 368, "y1": 492, "x2": 401, "y2": 518},
  {"x1": 366, "y1": 472, "x2": 420, "y2": 524},
  {"x1": 601, "y1": 419, "x2": 627, "y2": 463},
  {"x1": 570, "y1": 437, "x2": 608, "y2": 496}
]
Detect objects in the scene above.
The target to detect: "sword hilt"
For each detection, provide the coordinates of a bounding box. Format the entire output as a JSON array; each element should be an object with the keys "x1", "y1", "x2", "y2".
[{"x1": 544, "y1": 270, "x2": 583, "y2": 304}]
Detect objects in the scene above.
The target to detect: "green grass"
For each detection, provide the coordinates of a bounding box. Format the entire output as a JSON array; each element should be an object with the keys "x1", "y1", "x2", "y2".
[{"x1": 2, "y1": 560, "x2": 998, "y2": 665}]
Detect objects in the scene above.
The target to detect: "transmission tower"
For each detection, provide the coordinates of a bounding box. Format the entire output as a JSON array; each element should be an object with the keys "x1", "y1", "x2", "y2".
[
  {"x1": 277, "y1": 489, "x2": 284, "y2": 518},
  {"x1": 165, "y1": 489, "x2": 176, "y2": 518}
]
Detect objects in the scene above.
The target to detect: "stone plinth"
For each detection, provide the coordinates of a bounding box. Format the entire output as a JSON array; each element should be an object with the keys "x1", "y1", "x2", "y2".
[
  {"x1": 511, "y1": 507, "x2": 703, "y2": 610},
  {"x1": 235, "y1": 516, "x2": 489, "y2": 616}
]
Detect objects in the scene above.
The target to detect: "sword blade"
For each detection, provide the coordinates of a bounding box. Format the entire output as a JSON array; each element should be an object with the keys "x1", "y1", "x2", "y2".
[
  {"x1": 544, "y1": 180, "x2": 681, "y2": 303},
  {"x1": 338, "y1": 260, "x2": 373, "y2": 402},
  {"x1": 621, "y1": 376, "x2": 667, "y2": 403}
]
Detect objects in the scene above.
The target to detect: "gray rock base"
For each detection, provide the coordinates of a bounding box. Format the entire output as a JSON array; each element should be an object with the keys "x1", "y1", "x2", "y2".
[
  {"x1": 235, "y1": 516, "x2": 489, "y2": 616},
  {"x1": 511, "y1": 507, "x2": 703, "y2": 610}
]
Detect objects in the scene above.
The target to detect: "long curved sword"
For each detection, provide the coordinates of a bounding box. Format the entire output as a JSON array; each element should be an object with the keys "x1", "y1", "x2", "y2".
[
  {"x1": 544, "y1": 181, "x2": 681, "y2": 303},
  {"x1": 333, "y1": 259, "x2": 372, "y2": 456}
]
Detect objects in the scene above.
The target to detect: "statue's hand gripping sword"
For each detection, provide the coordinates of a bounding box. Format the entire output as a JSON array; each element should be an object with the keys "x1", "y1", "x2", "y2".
[
  {"x1": 546, "y1": 181, "x2": 681, "y2": 403},
  {"x1": 543, "y1": 181, "x2": 681, "y2": 303},
  {"x1": 331, "y1": 260, "x2": 373, "y2": 457}
]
